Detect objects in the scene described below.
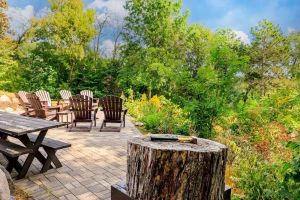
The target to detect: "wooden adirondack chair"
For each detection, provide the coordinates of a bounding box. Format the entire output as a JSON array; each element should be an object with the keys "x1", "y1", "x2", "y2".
[
  {"x1": 80, "y1": 90, "x2": 99, "y2": 106},
  {"x1": 36, "y1": 90, "x2": 60, "y2": 112},
  {"x1": 69, "y1": 95, "x2": 97, "y2": 132},
  {"x1": 99, "y1": 95, "x2": 126, "y2": 132},
  {"x1": 36, "y1": 90, "x2": 52, "y2": 107},
  {"x1": 59, "y1": 90, "x2": 72, "y2": 107},
  {"x1": 80, "y1": 90, "x2": 93, "y2": 99},
  {"x1": 17, "y1": 91, "x2": 30, "y2": 105},
  {"x1": 26, "y1": 93, "x2": 57, "y2": 121},
  {"x1": 15, "y1": 91, "x2": 34, "y2": 116}
]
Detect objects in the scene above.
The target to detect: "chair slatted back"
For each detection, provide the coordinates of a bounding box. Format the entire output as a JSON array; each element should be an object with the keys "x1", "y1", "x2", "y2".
[
  {"x1": 100, "y1": 96, "x2": 123, "y2": 121},
  {"x1": 59, "y1": 90, "x2": 72, "y2": 104},
  {"x1": 26, "y1": 93, "x2": 46, "y2": 118},
  {"x1": 80, "y1": 90, "x2": 93, "y2": 99},
  {"x1": 36, "y1": 90, "x2": 51, "y2": 107},
  {"x1": 17, "y1": 91, "x2": 29, "y2": 104},
  {"x1": 69, "y1": 95, "x2": 92, "y2": 120}
]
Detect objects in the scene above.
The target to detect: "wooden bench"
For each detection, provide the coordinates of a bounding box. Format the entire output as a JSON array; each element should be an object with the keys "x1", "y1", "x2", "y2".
[
  {"x1": 28, "y1": 134, "x2": 71, "y2": 173},
  {"x1": 0, "y1": 140, "x2": 32, "y2": 173}
]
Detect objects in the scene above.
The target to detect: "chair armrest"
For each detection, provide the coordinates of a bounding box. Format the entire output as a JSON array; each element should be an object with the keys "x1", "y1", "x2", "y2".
[{"x1": 48, "y1": 105, "x2": 61, "y2": 113}]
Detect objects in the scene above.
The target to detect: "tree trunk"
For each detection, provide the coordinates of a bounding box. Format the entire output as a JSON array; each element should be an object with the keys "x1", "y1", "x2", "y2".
[
  {"x1": 147, "y1": 88, "x2": 152, "y2": 99},
  {"x1": 127, "y1": 134, "x2": 228, "y2": 200}
]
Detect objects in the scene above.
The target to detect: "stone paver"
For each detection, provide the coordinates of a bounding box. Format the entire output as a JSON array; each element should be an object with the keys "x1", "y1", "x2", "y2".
[{"x1": 0, "y1": 111, "x2": 141, "y2": 200}]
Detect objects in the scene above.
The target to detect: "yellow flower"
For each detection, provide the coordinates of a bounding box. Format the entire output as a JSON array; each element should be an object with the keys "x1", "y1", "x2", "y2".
[{"x1": 150, "y1": 95, "x2": 161, "y2": 109}]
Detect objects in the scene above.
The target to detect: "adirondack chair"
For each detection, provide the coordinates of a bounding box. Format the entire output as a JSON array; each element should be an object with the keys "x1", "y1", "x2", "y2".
[
  {"x1": 15, "y1": 91, "x2": 34, "y2": 116},
  {"x1": 69, "y1": 95, "x2": 97, "y2": 132},
  {"x1": 80, "y1": 90, "x2": 99, "y2": 106},
  {"x1": 59, "y1": 90, "x2": 72, "y2": 107},
  {"x1": 99, "y1": 95, "x2": 126, "y2": 132},
  {"x1": 36, "y1": 90, "x2": 60, "y2": 112},
  {"x1": 15, "y1": 92, "x2": 34, "y2": 117},
  {"x1": 17, "y1": 91, "x2": 30, "y2": 105},
  {"x1": 80, "y1": 90, "x2": 93, "y2": 99},
  {"x1": 26, "y1": 93, "x2": 57, "y2": 121},
  {"x1": 36, "y1": 90, "x2": 52, "y2": 107}
]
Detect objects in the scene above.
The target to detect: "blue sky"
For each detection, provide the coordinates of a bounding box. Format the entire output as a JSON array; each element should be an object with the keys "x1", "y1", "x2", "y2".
[
  {"x1": 183, "y1": 0, "x2": 300, "y2": 33},
  {"x1": 6, "y1": 0, "x2": 300, "y2": 49}
]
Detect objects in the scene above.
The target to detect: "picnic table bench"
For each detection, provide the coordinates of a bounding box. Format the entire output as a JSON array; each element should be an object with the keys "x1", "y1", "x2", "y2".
[
  {"x1": 28, "y1": 133, "x2": 71, "y2": 173},
  {"x1": 0, "y1": 111, "x2": 69, "y2": 179}
]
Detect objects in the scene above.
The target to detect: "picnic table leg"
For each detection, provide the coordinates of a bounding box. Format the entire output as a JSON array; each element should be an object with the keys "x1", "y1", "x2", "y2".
[
  {"x1": 5, "y1": 156, "x2": 22, "y2": 174},
  {"x1": 0, "y1": 133, "x2": 8, "y2": 140},
  {"x1": 34, "y1": 151, "x2": 54, "y2": 170},
  {"x1": 17, "y1": 129, "x2": 48, "y2": 179},
  {"x1": 19, "y1": 136, "x2": 55, "y2": 172},
  {"x1": 19, "y1": 135, "x2": 50, "y2": 167},
  {"x1": 41, "y1": 148, "x2": 62, "y2": 173}
]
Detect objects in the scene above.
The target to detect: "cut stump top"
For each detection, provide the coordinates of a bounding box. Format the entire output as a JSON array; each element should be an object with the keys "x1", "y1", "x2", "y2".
[{"x1": 128, "y1": 134, "x2": 227, "y2": 153}]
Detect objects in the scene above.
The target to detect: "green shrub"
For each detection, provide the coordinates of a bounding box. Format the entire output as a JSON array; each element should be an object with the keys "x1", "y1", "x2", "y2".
[
  {"x1": 233, "y1": 148, "x2": 285, "y2": 200},
  {"x1": 142, "y1": 112, "x2": 163, "y2": 132},
  {"x1": 281, "y1": 138, "x2": 300, "y2": 199},
  {"x1": 126, "y1": 94, "x2": 192, "y2": 135}
]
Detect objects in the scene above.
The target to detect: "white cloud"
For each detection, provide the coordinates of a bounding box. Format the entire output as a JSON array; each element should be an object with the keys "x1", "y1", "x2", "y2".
[
  {"x1": 288, "y1": 27, "x2": 297, "y2": 34},
  {"x1": 233, "y1": 30, "x2": 250, "y2": 44},
  {"x1": 217, "y1": 8, "x2": 258, "y2": 30},
  {"x1": 101, "y1": 39, "x2": 114, "y2": 57},
  {"x1": 88, "y1": 0, "x2": 127, "y2": 25},
  {"x1": 35, "y1": 7, "x2": 51, "y2": 18},
  {"x1": 7, "y1": 5, "x2": 35, "y2": 35},
  {"x1": 6, "y1": 5, "x2": 50, "y2": 37}
]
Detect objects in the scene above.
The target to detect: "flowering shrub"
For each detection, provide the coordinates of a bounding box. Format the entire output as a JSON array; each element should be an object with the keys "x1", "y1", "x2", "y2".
[{"x1": 126, "y1": 94, "x2": 192, "y2": 135}]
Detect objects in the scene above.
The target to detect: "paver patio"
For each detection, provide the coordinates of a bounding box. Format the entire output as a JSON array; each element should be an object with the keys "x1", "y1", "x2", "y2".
[{"x1": 0, "y1": 111, "x2": 141, "y2": 200}]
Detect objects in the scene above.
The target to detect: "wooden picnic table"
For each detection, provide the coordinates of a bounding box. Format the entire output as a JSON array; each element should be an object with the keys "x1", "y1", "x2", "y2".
[{"x1": 0, "y1": 111, "x2": 65, "y2": 179}]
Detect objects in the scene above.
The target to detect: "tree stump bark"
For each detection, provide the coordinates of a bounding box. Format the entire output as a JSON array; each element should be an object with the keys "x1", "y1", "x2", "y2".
[{"x1": 127, "y1": 134, "x2": 228, "y2": 200}]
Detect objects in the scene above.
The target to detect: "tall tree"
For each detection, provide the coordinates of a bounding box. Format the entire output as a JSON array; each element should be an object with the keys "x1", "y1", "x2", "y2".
[
  {"x1": 289, "y1": 31, "x2": 300, "y2": 79},
  {"x1": 120, "y1": 0, "x2": 188, "y2": 97},
  {"x1": 185, "y1": 24, "x2": 212, "y2": 78},
  {"x1": 93, "y1": 13, "x2": 108, "y2": 58},
  {"x1": 249, "y1": 19, "x2": 290, "y2": 96},
  {"x1": 0, "y1": 0, "x2": 20, "y2": 91},
  {"x1": 182, "y1": 29, "x2": 249, "y2": 137},
  {"x1": 19, "y1": 0, "x2": 96, "y2": 92}
]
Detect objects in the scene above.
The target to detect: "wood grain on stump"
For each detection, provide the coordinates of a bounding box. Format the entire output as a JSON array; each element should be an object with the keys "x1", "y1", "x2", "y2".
[{"x1": 127, "y1": 134, "x2": 228, "y2": 200}]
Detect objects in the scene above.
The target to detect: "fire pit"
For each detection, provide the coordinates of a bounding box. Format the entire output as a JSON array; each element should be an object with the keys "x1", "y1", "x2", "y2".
[{"x1": 112, "y1": 134, "x2": 229, "y2": 200}]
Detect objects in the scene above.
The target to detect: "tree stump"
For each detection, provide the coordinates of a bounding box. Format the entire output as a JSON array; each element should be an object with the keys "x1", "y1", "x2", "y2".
[{"x1": 127, "y1": 134, "x2": 228, "y2": 200}]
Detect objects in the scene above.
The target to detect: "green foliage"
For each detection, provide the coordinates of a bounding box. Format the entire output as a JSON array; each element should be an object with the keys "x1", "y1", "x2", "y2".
[
  {"x1": 289, "y1": 31, "x2": 300, "y2": 79},
  {"x1": 0, "y1": 38, "x2": 21, "y2": 91},
  {"x1": 218, "y1": 78, "x2": 299, "y2": 199},
  {"x1": 248, "y1": 19, "x2": 290, "y2": 96},
  {"x1": 32, "y1": 0, "x2": 96, "y2": 61},
  {"x1": 281, "y1": 138, "x2": 300, "y2": 199},
  {"x1": 234, "y1": 153, "x2": 284, "y2": 200},
  {"x1": 120, "y1": 0, "x2": 189, "y2": 96},
  {"x1": 17, "y1": 0, "x2": 96, "y2": 97},
  {"x1": 181, "y1": 29, "x2": 249, "y2": 138},
  {"x1": 2, "y1": 1, "x2": 300, "y2": 199},
  {"x1": 0, "y1": 1, "x2": 20, "y2": 91},
  {"x1": 232, "y1": 80, "x2": 300, "y2": 135},
  {"x1": 72, "y1": 48, "x2": 121, "y2": 97},
  {"x1": 126, "y1": 94, "x2": 192, "y2": 135},
  {"x1": 232, "y1": 137, "x2": 300, "y2": 200}
]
